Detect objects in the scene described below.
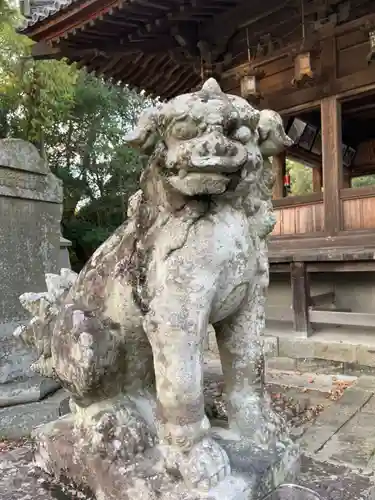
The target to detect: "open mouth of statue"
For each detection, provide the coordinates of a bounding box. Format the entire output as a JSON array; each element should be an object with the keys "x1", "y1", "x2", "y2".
[
  {"x1": 190, "y1": 149, "x2": 247, "y2": 173},
  {"x1": 168, "y1": 170, "x2": 242, "y2": 196}
]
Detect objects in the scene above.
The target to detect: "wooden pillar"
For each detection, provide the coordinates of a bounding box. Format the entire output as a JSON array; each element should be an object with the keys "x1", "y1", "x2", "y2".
[
  {"x1": 343, "y1": 168, "x2": 351, "y2": 188},
  {"x1": 291, "y1": 262, "x2": 313, "y2": 336},
  {"x1": 321, "y1": 96, "x2": 343, "y2": 235},
  {"x1": 272, "y1": 152, "x2": 286, "y2": 199},
  {"x1": 312, "y1": 166, "x2": 322, "y2": 192}
]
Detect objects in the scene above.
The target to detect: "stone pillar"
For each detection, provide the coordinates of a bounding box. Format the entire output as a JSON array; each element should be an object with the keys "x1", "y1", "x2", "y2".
[
  {"x1": 59, "y1": 235, "x2": 72, "y2": 270},
  {"x1": 0, "y1": 139, "x2": 62, "y2": 395}
]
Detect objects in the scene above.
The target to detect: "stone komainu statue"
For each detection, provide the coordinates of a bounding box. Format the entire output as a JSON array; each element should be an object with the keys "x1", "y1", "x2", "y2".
[{"x1": 14, "y1": 79, "x2": 295, "y2": 499}]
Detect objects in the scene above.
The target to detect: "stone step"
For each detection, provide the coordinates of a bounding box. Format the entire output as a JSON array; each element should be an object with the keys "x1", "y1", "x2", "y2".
[
  {"x1": 264, "y1": 324, "x2": 375, "y2": 374},
  {"x1": 0, "y1": 388, "x2": 69, "y2": 439}
]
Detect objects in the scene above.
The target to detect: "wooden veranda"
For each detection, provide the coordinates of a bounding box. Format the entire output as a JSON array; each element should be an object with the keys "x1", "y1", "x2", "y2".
[{"x1": 20, "y1": 0, "x2": 375, "y2": 337}]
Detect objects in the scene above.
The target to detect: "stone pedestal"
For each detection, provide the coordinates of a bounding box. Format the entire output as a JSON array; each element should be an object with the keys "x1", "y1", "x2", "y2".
[
  {"x1": 33, "y1": 417, "x2": 299, "y2": 500},
  {"x1": 0, "y1": 139, "x2": 63, "y2": 397}
]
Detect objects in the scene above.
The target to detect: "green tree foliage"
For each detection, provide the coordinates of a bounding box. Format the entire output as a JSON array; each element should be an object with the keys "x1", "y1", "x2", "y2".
[
  {"x1": 286, "y1": 158, "x2": 313, "y2": 195},
  {"x1": 45, "y1": 73, "x2": 147, "y2": 268},
  {"x1": 352, "y1": 175, "x2": 375, "y2": 187},
  {"x1": 0, "y1": 2, "x2": 149, "y2": 270}
]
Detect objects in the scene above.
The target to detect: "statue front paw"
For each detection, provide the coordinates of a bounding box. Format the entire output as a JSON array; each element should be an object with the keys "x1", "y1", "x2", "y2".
[
  {"x1": 178, "y1": 437, "x2": 231, "y2": 491},
  {"x1": 75, "y1": 400, "x2": 157, "y2": 463},
  {"x1": 94, "y1": 407, "x2": 156, "y2": 462}
]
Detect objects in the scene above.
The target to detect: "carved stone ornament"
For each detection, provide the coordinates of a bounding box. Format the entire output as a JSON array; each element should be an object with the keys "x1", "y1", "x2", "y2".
[
  {"x1": 14, "y1": 79, "x2": 298, "y2": 500},
  {"x1": 367, "y1": 30, "x2": 375, "y2": 64}
]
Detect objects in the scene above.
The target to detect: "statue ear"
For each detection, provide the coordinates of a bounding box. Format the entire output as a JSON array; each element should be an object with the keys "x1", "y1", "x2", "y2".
[
  {"x1": 258, "y1": 110, "x2": 293, "y2": 158},
  {"x1": 124, "y1": 106, "x2": 160, "y2": 155}
]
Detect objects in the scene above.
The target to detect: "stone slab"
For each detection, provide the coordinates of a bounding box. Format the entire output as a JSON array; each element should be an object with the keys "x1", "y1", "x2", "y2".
[
  {"x1": 266, "y1": 357, "x2": 297, "y2": 372},
  {"x1": 266, "y1": 369, "x2": 357, "y2": 394},
  {"x1": 314, "y1": 402, "x2": 359, "y2": 429},
  {"x1": 0, "y1": 376, "x2": 60, "y2": 408},
  {"x1": 355, "y1": 375, "x2": 375, "y2": 392},
  {"x1": 0, "y1": 322, "x2": 36, "y2": 384},
  {"x1": 338, "y1": 387, "x2": 373, "y2": 407},
  {"x1": 299, "y1": 423, "x2": 338, "y2": 456},
  {"x1": 269, "y1": 326, "x2": 375, "y2": 369},
  {"x1": 0, "y1": 389, "x2": 69, "y2": 439},
  {"x1": 278, "y1": 336, "x2": 358, "y2": 364},
  {"x1": 316, "y1": 411, "x2": 375, "y2": 468},
  {"x1": 296, "y1": 358, "x2": 344, "y2": 374},
  {"x1": 297, "y1": 455, "x2": 375, "y2": 500},
  {"x1": 32, "y1": 416, "x2": 299, "y2": 500}
]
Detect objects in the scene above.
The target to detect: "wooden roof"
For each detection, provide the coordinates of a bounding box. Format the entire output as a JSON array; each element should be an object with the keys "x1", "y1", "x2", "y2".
[{"x1": 20, "y1": 0, "x2": 374, "y2": 99}]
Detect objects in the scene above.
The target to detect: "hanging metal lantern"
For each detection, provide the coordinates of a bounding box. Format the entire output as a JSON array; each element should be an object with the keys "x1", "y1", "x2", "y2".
[
  {"x1": 292, "y1": 52, "x2": 314, "y2": 87},
  {"x1": 240, "y1": 74, "x2": 260, "y2": 100},
  {"x1": 367, "y1": 30, "x2": 375, "y2": 64},
  {"x1": 237, "y1": 28, "x2": 264, "y2": 104}
]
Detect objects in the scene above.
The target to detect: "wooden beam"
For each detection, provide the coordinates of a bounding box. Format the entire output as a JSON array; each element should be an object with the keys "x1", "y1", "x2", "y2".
[
  {"x1": 200, "y1": 0, "x2": 293, "y2": 48},
  {"x1": 306, "y1": 261, "x2": 375, "y2": 273},
  {"x1": 272, "y1": 152, "x2": 286, "y2": 199},
  {"x1": 265, "y1": 63, "x2": 375, "y2": 114},
  {"x1": 309, "y1": 309, "x2": 375, "y2": 328},
  {"x1": 320, "y1": 35, "x2": 337, "y2": 91},
  {"x1": 342, "y1": 168, "x2": 351, "y2": 188},
  {"x1": 271, "y1": 261, "x2": 375, "y2": 273},
  {"x1": 321, "y1": 96, "x2": 343, "y2": 235},
  {"x1": 273, "y1": 192, "x2": 323, "y2": 208},
  {"x1": 31, "y1": 41, "x2": 62, "y2": 59},
  {"x1": 269, "y1": 232, "x2": 375, "y2": 255},
  {"x1": 291, "y1": 262, "x2": 313, "y2": 336}
]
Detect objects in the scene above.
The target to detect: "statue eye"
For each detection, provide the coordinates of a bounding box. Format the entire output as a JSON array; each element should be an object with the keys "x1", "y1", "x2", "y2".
[{"x1": 170, "y1": 121, "x2": 198, "y2": 140}]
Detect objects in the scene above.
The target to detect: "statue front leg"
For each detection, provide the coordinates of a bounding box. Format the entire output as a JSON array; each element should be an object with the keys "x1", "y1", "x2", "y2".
[
  {"x1": 215, "y1": 282, "x2": 287, "y2": 447},
  {"x1": 144, "y1": 272, "x2": 230, "y2": 491}
]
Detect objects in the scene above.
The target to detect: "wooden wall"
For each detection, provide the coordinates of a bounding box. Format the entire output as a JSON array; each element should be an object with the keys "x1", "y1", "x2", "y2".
[
  {"x1": 272, "y1": 196, "x2": 324, "y2": 236},
  {"x1": 336, "y1": 29, "x2": 369, "y2": 79},
  {"x1": 341, "y1": 188, "x2": 375, "y2": 230}
]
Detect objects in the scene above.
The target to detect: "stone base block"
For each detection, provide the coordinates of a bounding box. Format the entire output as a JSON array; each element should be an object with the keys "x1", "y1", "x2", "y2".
[
  {"x1": 0, "y1": 375, "x2": 60, "y2": 408},
  {"x1": 0, "y1": 389, "x2": 69, "y2": 439},
  {"x1": 33, "y1": 417, "x2": 300, "y2": 500},
  {"x1": 0, "y1": 321, "x2": 35, "y2": 384},
  {"x1": 213, "y1": 428, "x2": 300, "y2": 500}
]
